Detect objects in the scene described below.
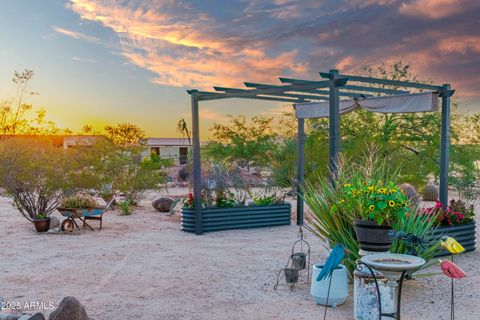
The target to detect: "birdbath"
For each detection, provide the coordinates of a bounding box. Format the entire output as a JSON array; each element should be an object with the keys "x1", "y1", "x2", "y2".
[{"x1": 357, "y1": 253, "x2": 425, "y2": 320}]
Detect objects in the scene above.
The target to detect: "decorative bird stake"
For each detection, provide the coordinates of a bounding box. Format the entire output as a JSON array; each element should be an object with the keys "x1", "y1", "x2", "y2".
[
  {"x1": 317, "y1": 244, "x2": 346, "y2": 320},
  {"x1": 440, "y1": 236, "x2": 466, "y2": 320}
]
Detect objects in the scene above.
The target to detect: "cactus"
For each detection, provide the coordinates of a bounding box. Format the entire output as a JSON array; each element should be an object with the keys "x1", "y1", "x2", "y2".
[
  {"x1": 422, "y1": 183, "x2": 439, "y2": 201},
  {"x1": 399, "y1": 183, "x2": 419, "y2": 205}
]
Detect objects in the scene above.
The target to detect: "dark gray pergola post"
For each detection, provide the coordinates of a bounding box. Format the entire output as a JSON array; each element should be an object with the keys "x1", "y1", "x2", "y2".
[
  {"x1": 191, "y1": 92, "x2": 203, "y2": 235},
  {"x1": 328, "y1": 69, "x2": 340, "y2": 181},
  {"x1": 296, "y1": 117, "x2": 305, "y2": 226},
  {"x1": 439, "y1": 84, "x2": 453, "y2": 207}
]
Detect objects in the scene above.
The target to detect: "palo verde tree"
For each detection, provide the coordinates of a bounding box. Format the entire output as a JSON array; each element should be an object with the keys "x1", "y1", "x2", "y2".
[
  {"x1": 205, "y1": 115, "x2": 277, "y2": 171},
  {"x1": 0, "y1": 69, "x2": 68, "y2": 135}
]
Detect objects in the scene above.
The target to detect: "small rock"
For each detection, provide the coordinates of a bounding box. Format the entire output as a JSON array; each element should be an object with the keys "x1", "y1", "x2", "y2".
[
  {"x1": 49, "y1": 217, "x2": 60, "y2": 230},
  {"x1": 48, "y1": 297, "x2": 89, "y2": 320},
  {"x1": 152, "y1": 197, "x2": 174, "y2": 212}
]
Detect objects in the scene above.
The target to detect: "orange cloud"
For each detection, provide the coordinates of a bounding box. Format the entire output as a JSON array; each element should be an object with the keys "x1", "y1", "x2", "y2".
[
  {"x1": 438, "y1": 36, "x2": 480, "y2": 54},
  {"x1": 52, "y1": 26, "x2": 100, "y2": 42},
  {"x1": 399, "y1": 0, "x2": 467, "y2": 19},
  {"x1": 68, "y1": 0, "x2": 308, "y2": 89}
]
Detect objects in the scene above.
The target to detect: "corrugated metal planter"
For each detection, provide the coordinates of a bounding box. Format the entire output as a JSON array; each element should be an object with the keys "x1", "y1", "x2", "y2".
[
  {"x1": 181, "y1": 203, "x2": 291, "y2": 233},
  {"x1": 428, "y1": 222, "x2": 476, "y2": 257}
]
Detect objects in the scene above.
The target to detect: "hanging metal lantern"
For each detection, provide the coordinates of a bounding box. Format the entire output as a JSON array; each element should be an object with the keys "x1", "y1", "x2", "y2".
[{"x1": 274, "y1": 227, "x2": 311, "y2": 290}]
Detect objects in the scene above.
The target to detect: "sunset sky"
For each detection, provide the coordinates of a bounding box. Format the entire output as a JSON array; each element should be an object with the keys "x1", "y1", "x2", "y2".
[{"x1": 1, "y1": 0, "x2": 479, "y2": 138}]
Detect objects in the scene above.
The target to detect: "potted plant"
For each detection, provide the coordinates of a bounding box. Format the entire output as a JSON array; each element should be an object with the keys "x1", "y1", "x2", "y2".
[
  {"x1": 32, "y1": 213, "x2": 51, "y2": 232},
  {"x1": 422, "y1": 199, "x2": 477, "y2": 256},
  {"x1": 335, "y1": 180, "x2": 410, "y2": 252}
]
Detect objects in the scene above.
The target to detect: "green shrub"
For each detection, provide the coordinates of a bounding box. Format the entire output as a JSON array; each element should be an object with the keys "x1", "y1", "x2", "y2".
[{"x1": 118, "y1": 199, "x2": 133, "y2": 215}]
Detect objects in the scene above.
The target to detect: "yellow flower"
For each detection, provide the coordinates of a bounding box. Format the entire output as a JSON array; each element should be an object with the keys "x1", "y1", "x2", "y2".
[
  {"x1": 368, "y1": 186, "x2": 375, "y2": 192},
  {"x1": 369, "y1": 205, "x2": 375, "y2": 211},
  {"x1": 379, "y1": 188, "x2": 387, "y2": 194},
  {"x1": 344, "y1": 183, "x2": 352, "y2": 188},
  {"x1": 389, "y1": 200, "x2": 395, "y2": 207},
  {"x1": 377, "y1": 180, "x2": 382, "y2": 185}
]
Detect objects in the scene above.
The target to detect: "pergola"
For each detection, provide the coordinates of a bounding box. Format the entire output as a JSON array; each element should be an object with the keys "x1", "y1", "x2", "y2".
[{"x1": 187, "y1": 69, "x2": 455, "y2": 235}]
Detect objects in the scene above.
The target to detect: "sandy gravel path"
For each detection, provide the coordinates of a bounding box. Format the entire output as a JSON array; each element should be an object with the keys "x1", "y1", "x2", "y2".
[{"x1": 0, "y1": 195, "x2": 478, "y2": 319}]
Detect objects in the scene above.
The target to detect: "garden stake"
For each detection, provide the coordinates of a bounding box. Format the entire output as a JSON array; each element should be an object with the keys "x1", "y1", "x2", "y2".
[
  {"x1": 322, "y1": 275, "x2": 333, "y2": 320},
  {"x1": 439, "y1": 236, "x2": 466, "y2": 320}
]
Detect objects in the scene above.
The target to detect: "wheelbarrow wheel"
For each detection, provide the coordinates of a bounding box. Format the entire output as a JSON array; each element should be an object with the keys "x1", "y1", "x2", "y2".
[{"x1": 61, "y1": 219, "x2": 75, "y2": 232}]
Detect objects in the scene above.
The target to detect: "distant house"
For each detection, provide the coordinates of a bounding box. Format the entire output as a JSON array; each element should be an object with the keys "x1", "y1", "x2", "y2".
[{"x1": 141, "y1": 138, "x2": 192, "y2": 165}]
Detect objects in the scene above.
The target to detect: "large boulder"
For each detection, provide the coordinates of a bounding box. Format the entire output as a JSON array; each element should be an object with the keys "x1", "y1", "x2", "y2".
[
  {"x1": 152, "y1": 197, "x2": 174, "y2": 212},
  {"x1": 48, "y1": 297, "x2": 88, "y2": 320}
]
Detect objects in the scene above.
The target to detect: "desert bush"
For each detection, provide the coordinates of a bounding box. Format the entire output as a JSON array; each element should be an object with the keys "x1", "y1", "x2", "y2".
[
  {"x1": 118, "y1": 199, "x2": 133, "y2": 215},
  {"x1": 75, "y1": 140, "x2": 167, "y2": 205},
  {"x1": 0, "y1": 139, "x2": 76, "y2": 220},
  {"x1": 116, "y1": 157, "x2": 166, "y2": 204}
]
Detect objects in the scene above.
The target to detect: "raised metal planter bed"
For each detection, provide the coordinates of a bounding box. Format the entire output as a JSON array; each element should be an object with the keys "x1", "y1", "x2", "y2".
[
  {"x1": 181, "y1": 203, "x2": 292, "y2": 233},
  {"x1": 427, "y1": 222, "x2": 476, "y2": 257}
]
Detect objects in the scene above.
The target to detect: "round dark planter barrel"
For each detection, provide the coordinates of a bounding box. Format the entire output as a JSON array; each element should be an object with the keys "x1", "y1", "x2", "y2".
[
  {"x1": 428, "y1": 222, "x2": 476, "y2": 257},
  {"x1": 353, "y1": 219, "x2": 393, "y2": 252},
  {"x1": 33, "y1": 217, "x2": 51, "y2": 233}
]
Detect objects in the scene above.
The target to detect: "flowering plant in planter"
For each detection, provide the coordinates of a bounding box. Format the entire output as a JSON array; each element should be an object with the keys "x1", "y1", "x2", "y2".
[
  {"x1": 333, "y1": 180, "x2": 410, "y2": 226},
  {"x1": 422, "y1": 199, "x2": 475, "y2": 226},
  {"x1": 182, "y1": 191, "x2": 237, "y2": 208}
]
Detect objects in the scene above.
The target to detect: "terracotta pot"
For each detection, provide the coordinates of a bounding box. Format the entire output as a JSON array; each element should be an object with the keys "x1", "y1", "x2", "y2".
[
  {"x1": 33, "y1": 217, "x2": 51, "y2": 233},
  {"x1": 353, "y1": 219, "x2": 393, "y2": 252}
]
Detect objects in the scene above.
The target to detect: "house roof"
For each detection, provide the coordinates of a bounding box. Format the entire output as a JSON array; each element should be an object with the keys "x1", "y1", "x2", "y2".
[{"x1": 144, "y1": 138, "x2": 192, "y2": 146}]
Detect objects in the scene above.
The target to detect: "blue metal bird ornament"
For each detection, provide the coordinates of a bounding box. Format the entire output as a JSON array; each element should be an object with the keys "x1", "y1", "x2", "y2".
[{"x1": 317, "y1": 244, "x2": 346, "y2": 281}]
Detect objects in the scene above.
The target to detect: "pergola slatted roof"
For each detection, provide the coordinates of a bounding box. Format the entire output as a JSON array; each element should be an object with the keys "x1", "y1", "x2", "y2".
[{"x1": 186, "y1": 69, "x2": 454, "y2": 235}]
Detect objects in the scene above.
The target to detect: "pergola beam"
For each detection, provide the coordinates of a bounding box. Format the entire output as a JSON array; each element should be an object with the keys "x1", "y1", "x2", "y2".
[
  {"x1": 213, "y1": 87, "x2": 325, "y2": 101},
  {"x1": 280, "y1": 77, "x2": 410, "y2": 95},
  {"x1": 193, "y1": 90, "x2": 302, "y2": 103},
  {"x1": 192, "y1": 80, "x2": 331, "y2": 101},
  {"x1": 244, "y1": 82, "x2": 368, "y2": 98},
  {"x1": 322, "y1": 72, "x2": 443, "y2": 91}
]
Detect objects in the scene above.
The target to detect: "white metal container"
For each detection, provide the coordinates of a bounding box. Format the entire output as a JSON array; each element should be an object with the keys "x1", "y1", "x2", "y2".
[{"x1": 310, "y1": 263, "x2": 349, "y2": 307}]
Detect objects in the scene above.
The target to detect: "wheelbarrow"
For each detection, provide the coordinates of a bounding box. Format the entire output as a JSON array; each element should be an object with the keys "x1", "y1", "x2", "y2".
[{"x1": 57, "y1": 199, "x2": 114, "y2": 232}]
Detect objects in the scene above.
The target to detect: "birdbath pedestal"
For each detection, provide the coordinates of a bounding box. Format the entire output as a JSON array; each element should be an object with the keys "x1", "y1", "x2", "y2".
[{"x1": 356, "y1": 253, "x2": 425, "y2": 320}]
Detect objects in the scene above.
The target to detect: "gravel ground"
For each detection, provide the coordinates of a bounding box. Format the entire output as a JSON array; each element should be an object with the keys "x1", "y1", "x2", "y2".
[{"x1": 0, "y1": 193, "x2": 478, "y2": 320}]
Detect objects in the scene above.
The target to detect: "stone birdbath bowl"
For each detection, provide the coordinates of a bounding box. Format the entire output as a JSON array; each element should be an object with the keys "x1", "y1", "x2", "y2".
[{"x1": 360, "y1": 253, "x2": 426, "y2": 280}]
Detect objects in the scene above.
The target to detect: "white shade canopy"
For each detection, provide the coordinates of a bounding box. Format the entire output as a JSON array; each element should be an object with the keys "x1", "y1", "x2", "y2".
[{"x1": 295, "y1": 92, "x2": 439, "y2": 119}]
